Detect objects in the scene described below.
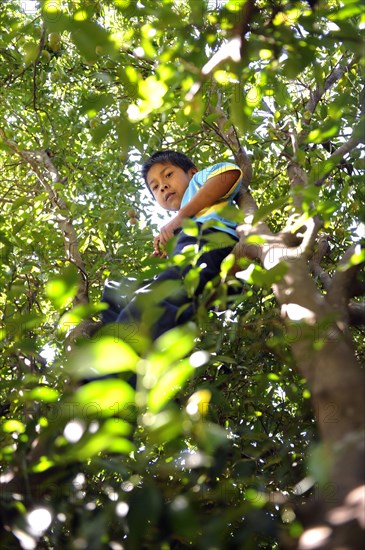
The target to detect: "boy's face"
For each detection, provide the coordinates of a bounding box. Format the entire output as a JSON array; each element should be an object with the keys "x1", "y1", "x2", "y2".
[{"x1": 146, "y1": 162, "x2": 197, "y2": 211}]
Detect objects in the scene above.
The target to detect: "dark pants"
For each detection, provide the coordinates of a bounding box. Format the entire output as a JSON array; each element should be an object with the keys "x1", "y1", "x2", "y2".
[{"x1": 101, "y1": 228, "x2": 236, "y2": 341}]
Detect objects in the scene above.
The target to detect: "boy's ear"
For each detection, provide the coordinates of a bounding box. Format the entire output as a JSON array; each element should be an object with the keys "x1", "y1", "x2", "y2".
[{"x1": 189, "y1": 167, "x2": 198, "y2": 177}]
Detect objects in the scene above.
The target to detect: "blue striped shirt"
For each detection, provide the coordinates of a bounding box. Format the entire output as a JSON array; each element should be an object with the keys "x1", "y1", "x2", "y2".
[{"x1": 180, "y1": 162, "x2": 242, "y2": 237}]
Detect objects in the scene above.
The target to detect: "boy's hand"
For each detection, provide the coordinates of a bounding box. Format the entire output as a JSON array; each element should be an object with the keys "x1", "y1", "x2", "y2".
[
  {"x1": 152, "y1": 237, "x2": 167, "y2": 257},
  {"x1": 152, "y1": 246, "x2": 167, "y2": 258},
  {"x1": 153, "y1": 214, "x2": 182, "y2": 254}
]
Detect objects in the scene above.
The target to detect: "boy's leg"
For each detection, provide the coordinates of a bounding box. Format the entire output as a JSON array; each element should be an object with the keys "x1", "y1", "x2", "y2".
[
  {"x1": 100, "y1": 280, "x2": 123, "y2": 324},
  {"x1": 160, "y1": 235, "x2": 234, "y2": 334},
  {"x1": 114, "y1": 228, "x2": 236, "y2": 341},
  {"x1": 101, "y1": 277, "x2": 140, "y2": 324},
  {"x1": 115, "y1": 260, "x2": 186, "y2": 341},
  {"x1": 132, "y1": 229, "x2": 235, "y2": 339}
]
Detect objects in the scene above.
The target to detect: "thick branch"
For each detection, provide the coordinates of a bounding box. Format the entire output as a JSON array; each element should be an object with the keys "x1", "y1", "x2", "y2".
[
  {"x1": 212, "y1": 94, "x2": 365, "y2": 547},
  {"x1": 233, "y1": 191, "x2": 271, "y2": 261}
]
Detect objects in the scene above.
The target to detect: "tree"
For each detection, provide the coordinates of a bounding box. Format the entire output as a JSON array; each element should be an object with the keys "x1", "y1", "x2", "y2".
[{"x1": 0, "y1": 0, "x2": 364, "y2": 549}]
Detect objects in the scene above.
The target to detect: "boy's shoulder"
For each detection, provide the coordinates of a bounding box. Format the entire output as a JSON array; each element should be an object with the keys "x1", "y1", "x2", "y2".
[
  {"x1": 200, "y1": 161, "x2": 239, "y2": 172},
  {"x1": 193, "y1": 161, "x2": 241, "y2": 182}
]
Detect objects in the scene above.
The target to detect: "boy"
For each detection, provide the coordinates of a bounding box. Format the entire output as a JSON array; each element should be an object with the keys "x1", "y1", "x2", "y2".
[{"x1": 101, "y1": 150, "x2": 243, "y2": 342}]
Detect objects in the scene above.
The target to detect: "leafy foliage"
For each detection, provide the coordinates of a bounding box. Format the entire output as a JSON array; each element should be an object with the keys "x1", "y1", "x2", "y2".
[{"x1": 0, "y1": 1, "x2": 364, "y2": 549}]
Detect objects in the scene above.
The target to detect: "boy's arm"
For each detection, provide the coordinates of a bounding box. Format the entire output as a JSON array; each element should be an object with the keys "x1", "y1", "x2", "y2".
[{"x1": 154, "y1": 169, "x2": 240, "y2": 253}]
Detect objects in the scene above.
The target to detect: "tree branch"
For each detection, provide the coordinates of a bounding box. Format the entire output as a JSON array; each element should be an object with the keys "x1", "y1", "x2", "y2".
[
  {"x1": 326, "y1": 244, "x2": 365, "y2": 323},
  {"x1": 0, "y1": 128, "x2": 89, "y2": 306},
  {"x1": 301, "y1": 55, "x2": 359, "y2": 132},
  {"x1": 348, "y1": 301, "x2": 365, "y2": 326},
  {"x1": 204, "y1": 91, "x2": 264, "y2": 263},
  {"x1": 350, "y1": 280, "x2": 365, "y2": 298},
  {"x1": 208, "y1": 92, "x2": 253, "y2": 187},
  {"x1": 186, "y1": 0, "x2": 256, "y2": 101},
  {"x1": 309, "y1": 235, "x2": 332, "y2": 290},
  {"x1": 313, "y1": 128, "x2": 364, "y2": 187},
  {"x1": 304, "y1": 62, "x2": 349, "y2": 119}
]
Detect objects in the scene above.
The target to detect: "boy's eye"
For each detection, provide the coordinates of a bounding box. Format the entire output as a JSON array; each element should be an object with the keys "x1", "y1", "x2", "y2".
[{"x1": 166, "y1": 171, "x2": 173, "y2": 178}]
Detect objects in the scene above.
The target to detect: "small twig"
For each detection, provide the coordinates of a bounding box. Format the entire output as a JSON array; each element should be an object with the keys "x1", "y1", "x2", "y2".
[
  {"x1": 313, "y1": 130, "x2": 364, "y2": 187},
  {"x1": 304, "y1": 57, "x2": 350, "y2": 122}
]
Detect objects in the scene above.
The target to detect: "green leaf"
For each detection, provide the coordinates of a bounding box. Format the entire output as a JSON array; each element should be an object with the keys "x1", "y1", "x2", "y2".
[
  {"x1": 145, "y1": 409, "x2": 185, "y2": 444},
  {"x1": 194, "y1": 421, "x2": 229, "y2": 453},
  {"x1": 5, "y1": 313, "x2": 46, "y2": 335},
  {"x1": 65, "y1": 336, "x2": 139, "y2": 379},
  {"x1": 316, "y1": 199, "x2": 339, "y2": 219},
  {"x1": 338, "y1": 244, "x2": 365, "y2": 271},
  {"x1": 181, "y1": 218, "x2": 199, "y2": 236},
  {"x1": 65, "y1": 427, "x2": 134, "y2": 460},
  {"x1": 41, "y1": 3, "x2": 71, "y2": 32},
  {"x1": 2, "y1": 420, "x2": 26, "y2": 433},
  {"x1": 10, "y1": 196, "x2": 29, "y2": 211},
  {"x1": 200, "y1": 229, "x2": 237, "y2": 248},
  {"x1": 244, "y1": 488, "x2": 268, "y2": 508},
  {"x1": 169, "y1": 494, "x2": 199, "y2": 538},
  {"x1": 70, "y1": 19, "x2": 115, "y2": 60},
  {"x1": 308, "y1": 443, "x2": 333, "y2": 485},
  {"x1": 220, "y1": 253, "x2": 235, "y2": 278},
  {"x1": 135, "y1": 279, "x2": 184, "y2": 307},
  {"x1": 328, "y1": 1, "x2": 365, "y2": 21},
  {"x1": 183, "y1": 266, "x2": 201, "y2": 296},
  {"x1": 252, "y1": 196, "x2": 290, "y2": 224},
  {"x1": 307, "y1": 120, "x2": 341, "y2": 144},
  {"x1": 70, "y1": 379, "x2": 135, "y2": 419},
  {"x1": 46, "y1": 264, "x2": 79, "y2": 309},
  {"x1": 230, "y1": 84, "x2": 247, "y2": 134},
  {"x1": 58, "y1": 302, "x2": 107, "y2": 332},
  {"x1": 90, "y1": 120, "x2": 113, "y2": 145},
  {"x1": 27, "y1": 386, "x2": 59, "y2": 402},
  {"x1": 151, "y1": 324, "x2": 197, "y2": 369},
  {"x1": 236, "y1": 262, "x2": 288, "y2": 288},
  {"x1": 127, "y1": 487, "x2": 162, "y2": 548},
  {"x1": 148, "y1": 359, "x2": 194, "y2": 412},
  {"x1": 80, "y1": 93, "x2": 114, "y2": 116},
  {"x1": 216, "y1": 203, "x2": 245, "y2": 223}
]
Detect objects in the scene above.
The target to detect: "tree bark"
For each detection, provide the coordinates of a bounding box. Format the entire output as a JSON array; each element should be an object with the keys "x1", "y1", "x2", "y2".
[
  {"x1": 260, "y1": 233, "x2": 365, "y2": 550},
  {"x1": 209, "y1": 102, "x2": 365, "y2": 548}
]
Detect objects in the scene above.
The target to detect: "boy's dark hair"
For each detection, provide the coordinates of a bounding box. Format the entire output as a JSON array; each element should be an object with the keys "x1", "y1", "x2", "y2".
[{"x1": 141, "y1": 150, "x2": 196, "y2": 185}]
